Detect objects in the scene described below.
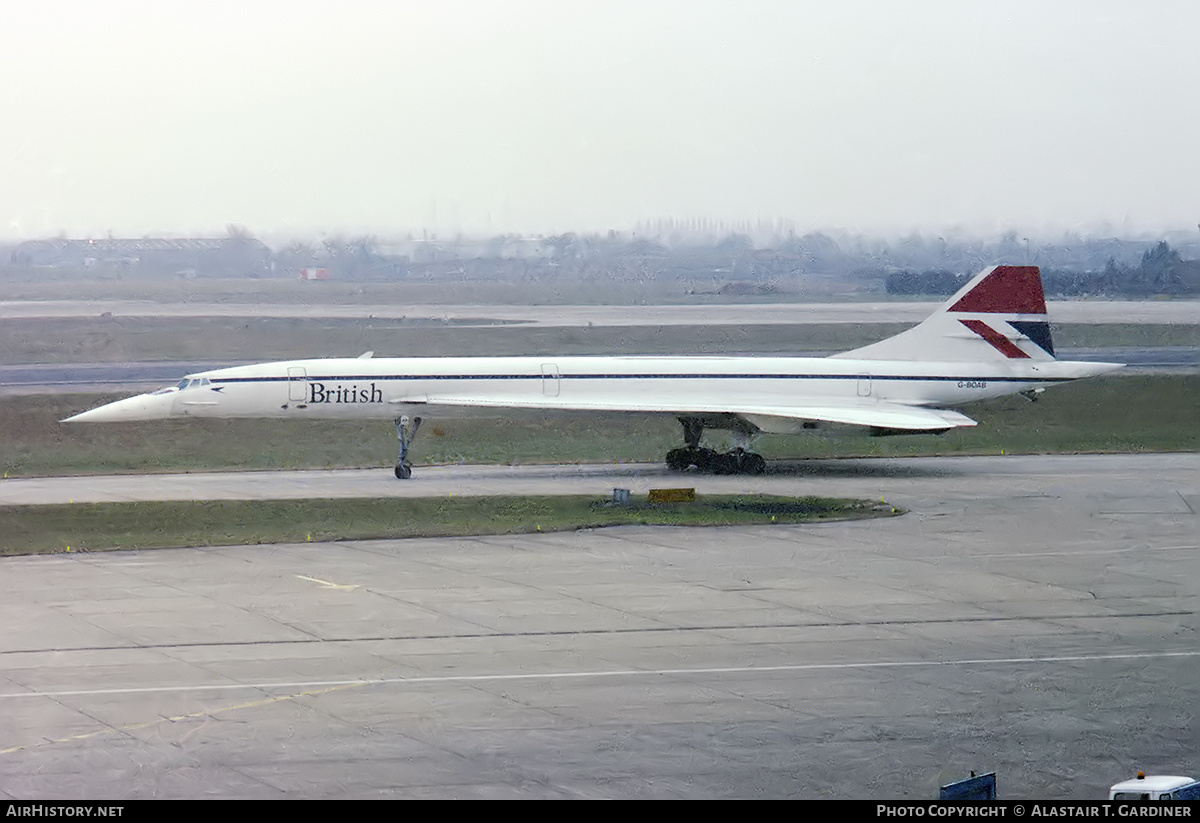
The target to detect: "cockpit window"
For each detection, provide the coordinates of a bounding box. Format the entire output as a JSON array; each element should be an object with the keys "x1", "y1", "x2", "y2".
[{"x1": 155, "y1": 377, "x2": 207, "y2": 395}]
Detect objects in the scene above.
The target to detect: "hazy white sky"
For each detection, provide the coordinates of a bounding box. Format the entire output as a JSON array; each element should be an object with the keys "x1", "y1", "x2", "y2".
[{"x1": 3, "y1": 0, "x2": 1198, "y2": 241}]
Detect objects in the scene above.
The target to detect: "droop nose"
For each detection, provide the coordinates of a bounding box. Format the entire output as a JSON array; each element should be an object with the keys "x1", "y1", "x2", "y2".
[{"x1": 62, "y1": 391, "x2": 178, "y2": 422}]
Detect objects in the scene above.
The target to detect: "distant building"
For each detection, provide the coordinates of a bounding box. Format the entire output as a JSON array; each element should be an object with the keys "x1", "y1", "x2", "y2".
[
  {"x1": 11, "y1": 237, "x2": 272, "y2": 277},
  {"x1": 376, "y1": 236, "x2": 552, "y2": 263}
]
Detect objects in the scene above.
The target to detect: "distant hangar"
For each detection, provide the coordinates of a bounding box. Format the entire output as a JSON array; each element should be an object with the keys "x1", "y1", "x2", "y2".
[{"x1": 10, "y1": 236, "x2": 272, "y2": 277}]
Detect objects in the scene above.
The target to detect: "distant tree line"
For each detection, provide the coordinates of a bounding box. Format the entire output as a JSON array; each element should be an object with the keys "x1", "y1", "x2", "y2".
[
  {"x1": 885, "y1": 242, "x2": 1200, "y2": 298},
  {"x1": 9, "y1": 227, "x2": 1200, "y2": 294}
]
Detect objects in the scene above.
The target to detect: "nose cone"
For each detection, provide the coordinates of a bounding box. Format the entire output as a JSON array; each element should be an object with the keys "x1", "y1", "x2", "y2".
[{"x1": 62, "y1": 391, "x2": 176, "y2": 422}]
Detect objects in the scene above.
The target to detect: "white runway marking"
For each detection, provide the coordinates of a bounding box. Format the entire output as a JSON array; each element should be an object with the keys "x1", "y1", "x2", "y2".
[{"x1": 4, "y1": 649, "x2": 1196, "y2": 700}]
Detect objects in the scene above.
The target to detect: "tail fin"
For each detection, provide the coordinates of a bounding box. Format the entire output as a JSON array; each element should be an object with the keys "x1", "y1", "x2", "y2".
[{"x1": 834, "y1": 265, "x2": 1056, "y2": 362}]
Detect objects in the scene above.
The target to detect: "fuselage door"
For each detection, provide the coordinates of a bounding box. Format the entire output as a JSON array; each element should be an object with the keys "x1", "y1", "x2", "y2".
[
  {"x1": 857, "y1": 374, "x2": 872, "y2": 397},
  {"x1": 288, "y1": 367, "x2": 308, "y2": 402},
  {"x1": 541, "y1": 363, "x2": 560, "y2": 397}
]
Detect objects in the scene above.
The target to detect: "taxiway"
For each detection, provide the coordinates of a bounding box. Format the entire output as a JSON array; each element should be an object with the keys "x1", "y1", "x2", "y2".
[
  {"x1": 3, "y1": 299, "x2": 1197, "y2": 324},
  {"x1": 1, "y1": 454, "x2": 1196, "y2": 799}
]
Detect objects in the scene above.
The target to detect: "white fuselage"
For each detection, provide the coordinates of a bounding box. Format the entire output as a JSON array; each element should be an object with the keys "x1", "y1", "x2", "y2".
[{"x1": 76, "y1": 354, "x2": 1114, "y2": 427}]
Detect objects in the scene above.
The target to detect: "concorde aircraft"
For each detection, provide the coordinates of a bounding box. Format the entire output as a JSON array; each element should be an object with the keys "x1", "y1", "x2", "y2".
[{"x1": 64, "y1": 265, "x2": 1122, "y2": 478}]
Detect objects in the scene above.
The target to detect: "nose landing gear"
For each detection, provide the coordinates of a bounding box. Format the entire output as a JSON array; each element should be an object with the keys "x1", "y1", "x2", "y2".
[{"x1": 394, "y1": 415, "x2": 422, "y2": 479}]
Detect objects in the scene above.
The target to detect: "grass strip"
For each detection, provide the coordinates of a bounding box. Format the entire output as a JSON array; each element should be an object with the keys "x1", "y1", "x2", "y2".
[
  {"x1": 2, "y1": 375, "x2": 1195, "y2": 477},
  {"x1": 0, "y1": 494, "x2": 889, "y2": 556}
]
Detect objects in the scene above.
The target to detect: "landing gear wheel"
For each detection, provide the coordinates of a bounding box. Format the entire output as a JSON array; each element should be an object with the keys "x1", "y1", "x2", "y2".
[
  {"x1": 666, "y1": 448, "x2": 691, "y2": 471},
  {"x1": 394, "y1": 462, "x2": 412, "y2": 480},
  {"x1": 743, "y1": 452, "x2": 766, "y2": 475},
  {"x1": 668, "y1": 417, "x2": 767, "y2": 474},
  {"x1": 711, "y1": 451, "x2": 738, "y2": 475}
]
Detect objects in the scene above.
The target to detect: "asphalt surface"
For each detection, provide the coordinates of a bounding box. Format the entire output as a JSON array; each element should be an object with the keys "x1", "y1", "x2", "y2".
[{"x1": 1, "y1": 453, "x2": 1197, "y2": 799}]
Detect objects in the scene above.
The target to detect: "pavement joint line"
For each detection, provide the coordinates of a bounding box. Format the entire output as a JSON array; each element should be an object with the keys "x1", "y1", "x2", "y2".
[{"x1": 0, "y1": 609, "x2": 1193, "y2": 657}]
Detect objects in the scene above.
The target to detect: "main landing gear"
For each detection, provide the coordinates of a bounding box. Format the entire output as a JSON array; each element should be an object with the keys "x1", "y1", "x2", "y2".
[
  {"x1": 394, "y1": 415, "x2": 422, "y2": 479},
  {"x1": 665, "y1": 417, "x2": 766, "y2": 475}
]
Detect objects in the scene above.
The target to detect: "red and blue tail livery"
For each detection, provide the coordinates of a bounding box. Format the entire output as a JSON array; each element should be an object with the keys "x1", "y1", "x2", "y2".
[
  {"x1": 837, "y1": 265, "x2": 1058, "y2": 362},
  {"x1": 952, "y1": 265, "x2": 1054, "y2": 358}
]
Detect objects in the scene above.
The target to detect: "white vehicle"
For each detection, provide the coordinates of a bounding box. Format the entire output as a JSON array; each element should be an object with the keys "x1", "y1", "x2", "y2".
[
  {"x1": 1109, "y1": 772, "x2": 1200, "y2": 800},
  {"x1": 65, "y1": 265, "x2": 1123, "y2": 479}
]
